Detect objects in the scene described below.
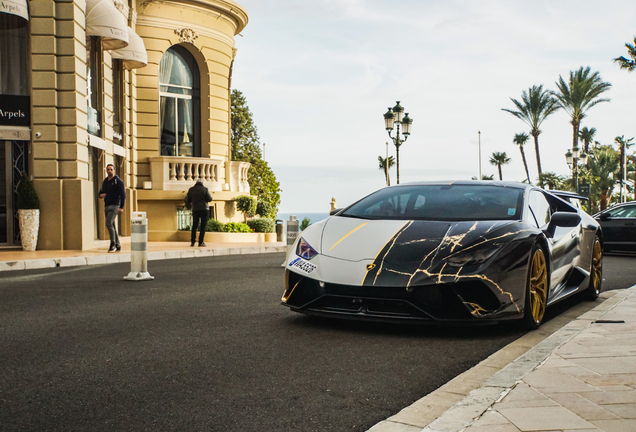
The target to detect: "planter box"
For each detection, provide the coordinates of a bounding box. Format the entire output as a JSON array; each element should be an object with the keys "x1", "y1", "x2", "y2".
[{"x1": 157, "y1": 230, "x2": 277, "y2": 243}]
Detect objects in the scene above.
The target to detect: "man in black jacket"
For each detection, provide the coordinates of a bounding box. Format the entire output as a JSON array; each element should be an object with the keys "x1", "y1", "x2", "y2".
[
  {"x1": 185, "y1": 179, "x2": 213, "y2": 247},
  {"x1": 99, "y1": 163, "x2": 126, "y2": 252}
]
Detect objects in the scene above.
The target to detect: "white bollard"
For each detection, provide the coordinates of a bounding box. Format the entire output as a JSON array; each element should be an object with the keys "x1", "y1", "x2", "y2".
[
  {"x1": 282, "y1": 215, "x2": 299, "y2": 267},
  {"x1": 124, "y1": 211, "x2": 154, "y2": 281}
]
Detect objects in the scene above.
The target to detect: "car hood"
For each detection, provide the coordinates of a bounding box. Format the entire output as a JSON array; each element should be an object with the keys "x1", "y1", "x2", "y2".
[{"x1": 320, "y1": 216, "x2": 519, "y2": 263}]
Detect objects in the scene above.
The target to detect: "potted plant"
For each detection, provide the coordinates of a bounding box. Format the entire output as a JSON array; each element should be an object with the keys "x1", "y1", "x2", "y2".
[{"x1": 17, "y1": 172, "x2": 40, "y2": 251}]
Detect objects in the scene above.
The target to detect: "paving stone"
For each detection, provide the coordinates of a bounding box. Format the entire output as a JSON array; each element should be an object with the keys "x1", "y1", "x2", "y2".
[
  {"x1": 522, "y1": 368, "x2": 599, "y2": 393},
  {"x1": 497, "y1": 405, "x2": 595, "y2": 430},
  {"x1": 569, "y1": 357, "x2": 636, "y2": 375},
  {"x1": 547, "y1": 393, "x2": 620, "y2": 421},
  {"x1": 603, "y1": 403, "x2": 636, "y2": 419},
  {"x1": 464, "y1": 424, "x2": 520, "y2": 432},
  {"x1": 470, "y1": 410, "x2": 511, "y2": 426},
  {"x1": 582, "y1": 390, "x2": 636, "y2": 405},
  {"x1": 590, "y1": 418, "x2": 636, "y2": 432}
]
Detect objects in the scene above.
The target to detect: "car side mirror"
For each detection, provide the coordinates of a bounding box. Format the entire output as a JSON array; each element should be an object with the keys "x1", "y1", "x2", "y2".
[
  {"x1": 330, "y1": 208, "x2": 343, "y2": 216},
  {"x1": 597, "y1": 213, "x2": 610, "y2": 221},
  {"x1": 544, "y1": 212, "x2": 581, "y2": 238}
]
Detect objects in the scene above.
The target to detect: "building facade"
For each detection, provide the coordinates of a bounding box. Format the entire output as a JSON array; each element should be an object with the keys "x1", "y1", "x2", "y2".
[{"x1": 0, "y1": 0, "x2": 249, "y2": 249}]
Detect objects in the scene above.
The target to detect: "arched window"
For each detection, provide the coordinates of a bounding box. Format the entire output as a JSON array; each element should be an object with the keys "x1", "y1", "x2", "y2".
[{"x1": 159, "y1": 45, "x2": 200, "y2": 157}]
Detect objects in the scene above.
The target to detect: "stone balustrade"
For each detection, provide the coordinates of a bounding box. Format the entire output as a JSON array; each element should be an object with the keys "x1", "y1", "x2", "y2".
[{"x1": 148, "y1": 156, "x2": 251, "y2": 193}]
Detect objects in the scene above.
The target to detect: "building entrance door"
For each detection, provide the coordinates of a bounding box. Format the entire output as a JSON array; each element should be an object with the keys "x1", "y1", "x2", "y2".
[
  {"x1": 0, "y1": 140, "x2": 29, "y2": 246},
  {"x1": 1, "y1": 141, "x2": 7, "y2": 244}
]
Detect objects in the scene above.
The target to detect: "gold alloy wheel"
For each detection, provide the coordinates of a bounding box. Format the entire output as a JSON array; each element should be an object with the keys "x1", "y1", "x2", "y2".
[
  {"x1": 590, "y1": 238, "x2": 603, "y2": 295},
  {"x1": 529, "y1": 248, "x2": 548, "y2": 324}
]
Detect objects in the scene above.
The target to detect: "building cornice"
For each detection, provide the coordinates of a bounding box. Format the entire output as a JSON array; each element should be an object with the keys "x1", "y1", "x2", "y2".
[
  {"x1": 137, "y1": 14, "x2": 235, "y2": 47},
  {"x1": 138, "y1": 0, "x2": 248, "y2": 34}
]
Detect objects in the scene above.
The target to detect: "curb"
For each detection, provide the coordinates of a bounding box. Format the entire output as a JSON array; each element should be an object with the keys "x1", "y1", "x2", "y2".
[
  {"x1": 0, "y1": 245, "x2": 287, "y2": 272},
  {"x1": 368, "y1": 286, "x2": 636, "y2": 432}
]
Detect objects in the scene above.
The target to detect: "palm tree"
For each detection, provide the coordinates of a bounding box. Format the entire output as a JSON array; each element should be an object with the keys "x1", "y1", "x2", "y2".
[
  {"x1": 378, "y1": 155, "x2": 395, "y2": 186},
  {"x1": 489, "y1": 152, "x2": 511, "y2": 181},
  {"x1": 614, "y1": 37, "x2": 636, "y2": 72},
  {"x1": 502, "y1": 85, "x2": 561, "y2": 183},
  {"x1": 513, "y1": 132, "x2": 531, "y2": 183},
  {"x1": 587, "y1": 145, "x2": 619, "y2": 211},
  {"x1": 471, "y1": 174, "x2": 494, "y2": 180},
  {"x1": 553, "y1": 67, "x2": 611, "y2": 154},
  {"x1": 578, "y1": 126, "x2": 597, "y2": 154},
  {"x1": 614, "y1": 135, "x2": 635, "y2": 202},
  {"x1": 538, "y1": 172, "x2": 566, "y2": 190}
]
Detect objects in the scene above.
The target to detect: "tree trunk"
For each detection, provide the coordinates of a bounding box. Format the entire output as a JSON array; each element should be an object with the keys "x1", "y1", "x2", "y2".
[
  {"x1": 520, "y1": 147, "x2": 531, "y2": 183},
  {"x1": 532, "y1": 133, "x2": 542, "y2": 185},
  {"x1": 498, "y1": 165, "x2": 503, "y2": 181},
  {"x1": 600, "y1": 190, "x2": 608, "y2": 211}
]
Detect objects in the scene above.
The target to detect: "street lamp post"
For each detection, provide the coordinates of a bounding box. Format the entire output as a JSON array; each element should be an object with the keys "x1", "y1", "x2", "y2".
[
  {"x1": 565, "y1": 145, "x2": 587, "y2": 193},
  {"x1": 384, "y1": 101, "x2": 412, "y2": 184}
]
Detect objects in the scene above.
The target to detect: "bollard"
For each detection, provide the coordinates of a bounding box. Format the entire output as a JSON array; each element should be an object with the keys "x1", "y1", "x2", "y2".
[
  {"x1": 281, "y1": 216, "x2": 299, "y2": 267},
  {"x1": 286, "y1": 215, "x2": 299, "y2": 258},
  {"x1": 124, "y1": 211, "x2": 154, "y2": 281},
  {"x1": 275, "y1": 219, "x2": 285, "y2": 242}
]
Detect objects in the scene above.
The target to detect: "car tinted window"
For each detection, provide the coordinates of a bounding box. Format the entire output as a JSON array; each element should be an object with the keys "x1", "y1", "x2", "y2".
[
  {"x1": 341, "y1": 185, "x2": 523, "y2": 221},
  {"x1": 607, "y1": 204, "x2": 636, "y2": 218},
  {"x1": 529, "y1": 191, "x2": 551, "y2": 227}
]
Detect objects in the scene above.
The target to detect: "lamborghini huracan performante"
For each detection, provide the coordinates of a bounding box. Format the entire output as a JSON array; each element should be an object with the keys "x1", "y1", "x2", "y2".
[{"x1": 281, "y1": 181, "x2": 603, "y2": 328}]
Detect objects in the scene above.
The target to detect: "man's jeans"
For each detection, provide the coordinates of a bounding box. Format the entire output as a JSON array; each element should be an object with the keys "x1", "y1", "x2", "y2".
[
  {"x1": 191, "y1": 210, "x2": 209, "y2": 244},
  {"x1": 105, "y1": 205, "x2": 120, "y2": 247}
]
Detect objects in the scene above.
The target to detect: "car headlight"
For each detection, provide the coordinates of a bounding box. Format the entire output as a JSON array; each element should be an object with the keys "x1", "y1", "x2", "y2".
[
  {"x1": 296, "y1": 237, "x2": 318, "y2": 260},
  {"x1": 445, "y1": 244, "x2": 503, "y2": 267}
]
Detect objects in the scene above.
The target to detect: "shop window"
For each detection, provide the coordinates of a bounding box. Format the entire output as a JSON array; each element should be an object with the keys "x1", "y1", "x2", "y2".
[
  {"x1": 159, "y1": 45, "x2": 200, "y2": 157},
  {"x1": 112, "y1": 59, "x2": 124, "y2": 145},
  {"x1": 0, "y1": 13, "x2": 29, "y2": 96},
  {"x1": 86, "y1": 36, "x2": 103, "y2": 136}
]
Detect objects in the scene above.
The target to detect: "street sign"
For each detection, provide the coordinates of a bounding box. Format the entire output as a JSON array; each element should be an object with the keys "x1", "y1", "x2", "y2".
[{"x1": 578, "y1": 183, "x2": 590, "y2": 197}]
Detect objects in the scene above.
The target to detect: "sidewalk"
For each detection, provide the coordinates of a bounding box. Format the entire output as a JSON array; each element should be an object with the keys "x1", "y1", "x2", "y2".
[
  {"x1": 0, "y1": 239, "x2": 286, "y2": 271},
  {"x1": 370, "y1": 286, "x2": 636, "y2": 432}
]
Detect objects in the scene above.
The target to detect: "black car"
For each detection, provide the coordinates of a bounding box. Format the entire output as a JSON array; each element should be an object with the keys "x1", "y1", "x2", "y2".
[
  {"x1": 594, "y1": 202, "x2": 636, "y2": 252},
  {"x1": 283, "y1": 181, "x2": 604, "y2": 329}
]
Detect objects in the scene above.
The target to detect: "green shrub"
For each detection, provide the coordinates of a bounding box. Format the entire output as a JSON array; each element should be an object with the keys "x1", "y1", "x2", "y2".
[
  {"x1": 206, "y1": 219, "x2": 225, "y2": 232},
  {"x1": 223, "y1": 222, "x2": 252, "y2": 233},
  {"x1": 17, "y1": 172, "x2": 40, "y2": 210},
  {"x1": 300, "y1": 217, "x2": 311, "y2": 231},
  {"x1": 256, "y1": 201, "x2": 273, "y2": 218},
  {"x1": 247, "y1": 218, "x2": 275, "y2": 233},
  {"x1": 235, "y1": 195, "x2": 257, "y2": 219}
]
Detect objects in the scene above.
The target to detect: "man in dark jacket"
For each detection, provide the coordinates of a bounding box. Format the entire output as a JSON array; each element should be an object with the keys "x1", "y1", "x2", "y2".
[
  {"x1": 99, "y1": 163, "x2": 126, "y2": 252},
  {"x1": 186, "y1": 179, "x2": 213, "y2": 247}
]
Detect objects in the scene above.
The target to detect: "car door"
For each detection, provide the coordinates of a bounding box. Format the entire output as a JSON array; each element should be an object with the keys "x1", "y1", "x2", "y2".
[
  {"x1": 598, "y1": 204, "x2": 636, "y2": 251},
  {"x1": 528, "y1": 190, "x2": 579, "y2": 301}
]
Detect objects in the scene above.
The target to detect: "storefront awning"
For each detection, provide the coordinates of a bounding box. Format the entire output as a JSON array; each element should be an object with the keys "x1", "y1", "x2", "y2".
[
  {"x1": 86, "y1": 0, "x2": 129, "y2": 50},
  {"x1": 1, "y1": 0, "x2": 29, "y2": 22},
  {"x1": 112, "y1": 28, "x2": 148, "y2": 69}
]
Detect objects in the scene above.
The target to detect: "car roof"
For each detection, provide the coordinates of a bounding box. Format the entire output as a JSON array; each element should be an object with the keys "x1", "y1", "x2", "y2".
[{"x1": 397, "y1": 180, "x2": 530, "y2": 190}]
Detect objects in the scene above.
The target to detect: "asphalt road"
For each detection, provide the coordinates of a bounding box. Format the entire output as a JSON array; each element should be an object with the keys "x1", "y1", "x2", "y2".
[{"x1": 0, "y1": 253, "x2": 633, "y2": 432}]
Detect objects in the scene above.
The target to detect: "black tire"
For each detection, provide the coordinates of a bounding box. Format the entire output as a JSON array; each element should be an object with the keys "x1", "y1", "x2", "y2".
[
  {"x1": 521, "y1": 244, "x2": 549, "y2": 330},
  {"x1": 583, "y1": 235, "x2": 603, "y2": 301}
]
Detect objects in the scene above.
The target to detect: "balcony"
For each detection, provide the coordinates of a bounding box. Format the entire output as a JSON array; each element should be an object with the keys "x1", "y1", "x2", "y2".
[{"x1": 148, "y1": 156, "x2": 250, "y2": 193}]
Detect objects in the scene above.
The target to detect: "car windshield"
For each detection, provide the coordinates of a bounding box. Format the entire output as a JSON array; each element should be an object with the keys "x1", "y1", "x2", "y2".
[{"x1": 340, "y1": 184, "x2": 524, "y2": 221}]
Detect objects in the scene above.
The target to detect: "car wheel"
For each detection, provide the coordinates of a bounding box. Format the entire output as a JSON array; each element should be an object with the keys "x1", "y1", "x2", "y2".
[
  {"x1": 583, "y1": 236, "x2": 603, "y2": 301},
  {"x1": 522, "y1": 244, "x2": 549, "y2": 330}
]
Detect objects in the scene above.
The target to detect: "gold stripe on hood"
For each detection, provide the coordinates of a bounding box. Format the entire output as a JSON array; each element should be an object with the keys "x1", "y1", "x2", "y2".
[{"x1": 329, "y1": 222, "x2": 368, "y2": 251}]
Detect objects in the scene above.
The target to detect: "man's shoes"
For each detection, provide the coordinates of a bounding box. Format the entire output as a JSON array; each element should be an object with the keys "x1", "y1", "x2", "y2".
[
  {"x1": 190, "y1": 242, "x2": 195, "y2": 247},
  {"x1": 116, "y1": 245, "x2": 121, "y2": 252},
  {"x1": 108, "y1": 244, "x2": 117, "y2": 253},
  {"x1": 199, "y1": 242, "x2": 206, "y2": 247}
]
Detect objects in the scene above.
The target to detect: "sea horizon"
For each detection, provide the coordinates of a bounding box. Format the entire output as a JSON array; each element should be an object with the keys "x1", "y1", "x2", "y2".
[{"x1": 277, "y1": 212, "x2": 330, "y2": 225}]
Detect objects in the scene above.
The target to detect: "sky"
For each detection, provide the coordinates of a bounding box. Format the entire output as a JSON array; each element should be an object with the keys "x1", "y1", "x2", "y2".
[{"x1": 230, "y1": 0, "x2": 636, "y2": 213}]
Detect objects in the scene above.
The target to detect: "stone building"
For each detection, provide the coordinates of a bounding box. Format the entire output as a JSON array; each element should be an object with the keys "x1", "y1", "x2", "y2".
[{"x1": 0, "y1": 0, "x2": 250, "y2": 249}]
